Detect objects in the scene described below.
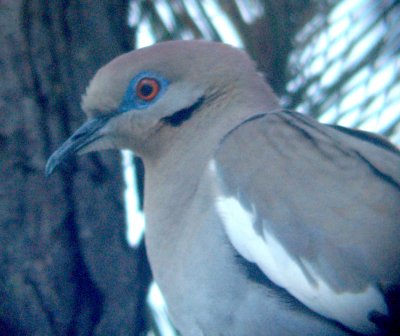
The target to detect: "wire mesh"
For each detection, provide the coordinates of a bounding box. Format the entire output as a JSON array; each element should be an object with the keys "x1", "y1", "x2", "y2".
[{"x1": 285, "y1": 0, "x2": 400, "y2": 144}]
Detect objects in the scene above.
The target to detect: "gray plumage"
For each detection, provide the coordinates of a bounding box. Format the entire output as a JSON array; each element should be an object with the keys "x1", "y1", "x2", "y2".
[{"x1": 46, "y1": 40, "x2": 400, "y2": 335}]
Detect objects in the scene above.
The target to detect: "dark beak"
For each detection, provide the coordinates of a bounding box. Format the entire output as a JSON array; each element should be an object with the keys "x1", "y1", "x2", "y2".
[{"x1": 45, "y1": 116, "x2": 110, "y2": 176}]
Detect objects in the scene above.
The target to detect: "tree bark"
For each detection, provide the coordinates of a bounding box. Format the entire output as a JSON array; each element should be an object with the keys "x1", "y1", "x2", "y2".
[{"x1": 0, "y1": 1, "x2": 151, "y2": 335}]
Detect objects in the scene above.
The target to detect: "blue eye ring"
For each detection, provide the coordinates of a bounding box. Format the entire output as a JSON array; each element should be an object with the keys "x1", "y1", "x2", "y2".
[{"x1": 119, "y1": 71, "x2": 168, "y2": 112}]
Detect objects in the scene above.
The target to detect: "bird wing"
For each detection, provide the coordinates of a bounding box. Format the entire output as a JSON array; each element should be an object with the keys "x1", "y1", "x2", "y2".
[{"x1": 209, "y1": 111, "x2": 400, "y2": 334}]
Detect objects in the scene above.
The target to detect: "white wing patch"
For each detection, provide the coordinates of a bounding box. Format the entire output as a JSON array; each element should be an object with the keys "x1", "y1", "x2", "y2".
[{"x1": 208, "y1": 160, "x2": 388, "y2": 335}]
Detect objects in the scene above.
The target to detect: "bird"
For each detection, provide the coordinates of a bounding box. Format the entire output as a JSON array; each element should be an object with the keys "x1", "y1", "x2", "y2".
[{"x1": 46, "y1": 40, "x2": 400, "y2": 335}]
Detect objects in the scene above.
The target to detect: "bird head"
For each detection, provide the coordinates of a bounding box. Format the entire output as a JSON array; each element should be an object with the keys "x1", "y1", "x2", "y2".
[{"x1": 45, "y1": 40, "x2": 278, "y2": 175}]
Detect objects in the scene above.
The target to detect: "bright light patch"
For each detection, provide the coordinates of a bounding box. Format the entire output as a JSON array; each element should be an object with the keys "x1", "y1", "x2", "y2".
[
  {"x1": 328, "y1": 15, "x2": 350, "y2": 40},
  {"x1": 320, "y1": 60, "x2": 344, "y2": 88},
  {"x1": 313, "y1": 32, "x2": 329, "y2": 56},
  {"x1": 136, "y1": 19, "x2": 156, "y2": 48},
  {"x1": 362, "y1": 95, "x2": 385, "y2": 122},
  {"x1": 329, "y1": 0, "x2": 363, "y2": 23},
  {"x1": 202, "y1": 0, "x2": 244, "y2": 47},
  {"x1": 183, "y1": 0, "x2": 214, "y2": 39},
  {"x1": 155, "y1": 0, "x2": 176, "y2": 31},
  {"x1": 128, "y1": 1, "x2": 140, "y2": 26},
  {"x1": 180, "y1": 30, "x2": 195, "y2": 40},
  {"x1": 234, "y1": 0, "x2": 264, "y2": 24},
  {"x1": 340, "y1": 84, "x2": 366, "y2": 113},
  {"x1": 309, "y1": 56, "x2": 325, "y2": 77},
  {"x1": 147, "y1": 282, "x2": 177, "y2": 336},
  {"x1": 319, "y1": 106, "x2": 339, "y2": 124},
  {"x1": 122, "y1": 150, "x2": 145, "y2": 247},
  {"x1": 368, "y1": 63, "x2": 395, "y2": 96},
  {"x1": 338, "y1": 109, "x2": 361, "y2": 127},
  {"x1": 388, "y1": 82, "x2": 400, "y2": 102},
  {"x1": 343, "y1": 67, "x2": 370, "y2": 92},
  {"x1": 346, "y1": 23, "x2": 383, "y2": 69},
  {"x1": 327, "y1": 36, "x2": 348, "y2": 62}
]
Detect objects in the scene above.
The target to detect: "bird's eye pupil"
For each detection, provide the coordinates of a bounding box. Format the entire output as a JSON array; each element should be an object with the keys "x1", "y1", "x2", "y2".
[
  {"x1": 140, "y1": 84, "x2": 153, "y2": 97},
  {"x1": 136, "y1": 77, "x2": 160, "y2": 101}
]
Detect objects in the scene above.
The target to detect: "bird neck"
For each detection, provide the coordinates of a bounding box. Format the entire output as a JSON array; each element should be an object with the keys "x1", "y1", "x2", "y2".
[{"x1": 142, "y1": 80, "x2": 280, "y2": 231}]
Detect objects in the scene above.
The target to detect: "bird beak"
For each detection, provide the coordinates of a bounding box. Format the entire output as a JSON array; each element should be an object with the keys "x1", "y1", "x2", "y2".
[{"x1": 45, "y1": 116, "x2": 110, "y2": 176}]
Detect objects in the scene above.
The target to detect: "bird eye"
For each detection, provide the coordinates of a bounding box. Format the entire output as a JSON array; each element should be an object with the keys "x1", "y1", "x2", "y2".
[{"x1": 136, "y1": 78, "x2": 160, "y2": 101}]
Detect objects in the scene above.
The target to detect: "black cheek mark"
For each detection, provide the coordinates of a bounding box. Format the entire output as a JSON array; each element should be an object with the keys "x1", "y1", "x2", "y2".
[{"x1": 161, "y1": 96, "x2": 205, "y2": 127}]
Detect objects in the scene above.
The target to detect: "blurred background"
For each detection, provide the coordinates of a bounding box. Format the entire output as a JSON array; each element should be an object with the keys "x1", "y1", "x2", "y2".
[{"x1": 1, "y1": 0, "x2": 399, "y2": 335}]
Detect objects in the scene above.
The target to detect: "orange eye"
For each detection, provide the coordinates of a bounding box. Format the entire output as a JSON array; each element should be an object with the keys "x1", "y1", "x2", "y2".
[{"x1": 136, "y1": 78, "x2": 160, "y2": 101}]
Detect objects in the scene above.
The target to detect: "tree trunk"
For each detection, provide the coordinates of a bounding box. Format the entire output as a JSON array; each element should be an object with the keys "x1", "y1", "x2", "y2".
[{"x1": 0, "y1": 1, "x2": 151, "y2": 335}]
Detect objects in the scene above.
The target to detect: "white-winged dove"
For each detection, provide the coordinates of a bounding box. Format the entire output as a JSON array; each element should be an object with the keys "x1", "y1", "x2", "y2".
[{"x1": 46, "y1": 40, "x2": 400, "y2": 336}]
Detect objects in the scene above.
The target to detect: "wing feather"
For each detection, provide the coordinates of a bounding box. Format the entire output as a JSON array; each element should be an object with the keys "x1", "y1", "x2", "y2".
[{"x1": 211, "y1": 111, "x2": 400, "y2": 333}]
